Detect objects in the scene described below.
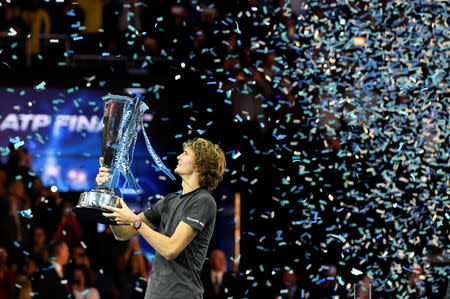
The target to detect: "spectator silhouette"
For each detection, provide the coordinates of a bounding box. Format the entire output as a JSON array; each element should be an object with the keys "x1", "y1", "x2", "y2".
[
  {"x1": 30, "y1": 226, "x2": 49, "y2": 267},
  {"x1": 0, "y1": 246, "x2": 16, "y2": 299},
  {"x1": 0, "y1": 168, "x2": 11, "y2": 247},
  {"x1": 70, "y1": 244, "x2": 97, "y2": 287},
  {"x1": 202, "y1": 249, "x2": 236, "y2": 299},
  {"x1": 70, "y1": 265, "x2": 100, "y2": 299},
  {"x1": 4, "y1": 179, "x2": 32, "y2": 250},
  {"x1": 116, "y1": 237, "x2": 149, "y2": 299},
  {"x1": 21, "y1": 255, "x2": 38, "y2": 279},
  {"x1": 13, "y1": 274, "x2": 33, "y2": 299},
  {"x1": 52, "y1": 200, "x2": 83, "y2": 247},
  {"x1": 277, "y1": 269, "x2": 303, "y2": 299},
  {"x1": 32, "y1": 240, "x2": 70, "y2": 299},
  {"x1": 354, "y1": 274, "x2": 373, "y2": 299},
  {"x1": 0, "y1": 3, "x2": 28, "y2": 38},
  {"x1": 308, "y1": 264, "x2": 348, "y2": 299}
]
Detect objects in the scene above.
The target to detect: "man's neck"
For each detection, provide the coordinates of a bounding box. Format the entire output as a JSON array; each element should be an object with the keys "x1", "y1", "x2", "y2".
[{"x1": 181, "y1": 175, "x2": 201, "y2": 195}]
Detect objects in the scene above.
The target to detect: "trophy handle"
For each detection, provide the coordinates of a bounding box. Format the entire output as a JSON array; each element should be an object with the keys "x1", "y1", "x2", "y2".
[{"x1": 97, "y1": 157, "x2": 112, "y2": 190}]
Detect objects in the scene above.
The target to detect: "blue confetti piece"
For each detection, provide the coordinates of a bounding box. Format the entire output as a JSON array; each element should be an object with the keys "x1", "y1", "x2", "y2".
[
  {"x1": 34, "y1": 81, "x2": 46, "y2": 90},
  {"x1": 232, "y1": 152, "x2": 241, "y2": 159},
  {"x1": 20, "y1": 209, "x2": 33, "y2": 219},
  {"x1": 9, "y1": 136, "x2": 25, "y2": 149},
  {"x1": 402, "y1": 266, "x2": 412, "y2": 272}
]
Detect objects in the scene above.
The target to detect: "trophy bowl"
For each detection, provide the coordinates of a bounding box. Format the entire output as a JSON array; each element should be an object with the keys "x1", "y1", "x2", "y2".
[{"x1": 73, "y1": 189, "x2": 121, "y2": 225}]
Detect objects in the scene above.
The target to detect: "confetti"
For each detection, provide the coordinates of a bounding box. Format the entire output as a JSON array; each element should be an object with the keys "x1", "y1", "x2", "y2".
[
  {"x1": 19, "y1": 209, "x2": 33, "y2": 219},
  {"x1": 9, "y1": 136, "x2": 25, "y2": 149},
  {"x1": 34, "y1": 81, "x2": 46, "y2": 91}
]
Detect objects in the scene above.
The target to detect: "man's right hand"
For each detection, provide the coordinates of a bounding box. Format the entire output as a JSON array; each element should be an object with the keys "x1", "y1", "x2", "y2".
[{"x1": 96, "y1": 157, "x2": 110, "y2": 185}]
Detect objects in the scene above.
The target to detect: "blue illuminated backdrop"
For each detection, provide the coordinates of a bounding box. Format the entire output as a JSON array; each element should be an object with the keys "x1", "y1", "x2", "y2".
[{"x1": 0, "y1": 86, "x2": 170, "y2": 197}]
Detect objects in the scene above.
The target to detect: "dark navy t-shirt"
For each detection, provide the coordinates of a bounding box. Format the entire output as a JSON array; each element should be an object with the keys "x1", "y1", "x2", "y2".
[{"x1": 143, "y1": 188, "x2": 216, "y2": 299}]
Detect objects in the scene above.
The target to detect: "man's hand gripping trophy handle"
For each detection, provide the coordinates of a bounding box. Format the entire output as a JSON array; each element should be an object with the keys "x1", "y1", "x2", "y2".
[
  {"x1": 96, "y1": 157, "x2": 110, "y2": 186},
  {"x1": 95, "y1": 157, "x2": 109, "y2": 186}
]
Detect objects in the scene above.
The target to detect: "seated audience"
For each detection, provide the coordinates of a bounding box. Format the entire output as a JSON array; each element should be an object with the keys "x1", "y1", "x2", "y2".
[
  {"x1": 0, "y1": 246, "x2": 16, "y2": 299},
  {"x1": 32, "y1": 240, "x2": 70, "y2": 299},
  {"x1": 202, "y1": 249, "x2": 236, "y2": 299},
  {"x1": 70, "y1": 265, "x2": 100, "y2": 299}
]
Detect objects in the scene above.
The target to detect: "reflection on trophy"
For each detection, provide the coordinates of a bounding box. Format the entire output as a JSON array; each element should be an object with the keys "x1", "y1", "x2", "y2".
[{"x1": 73, "y1": 94, "x2": 175, "y2": 224}]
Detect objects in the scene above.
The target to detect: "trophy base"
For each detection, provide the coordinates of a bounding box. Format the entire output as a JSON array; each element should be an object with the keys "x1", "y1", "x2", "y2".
[
  {"x1": 72, "y1": 206, "x2": 119, "y2": 225},
  {"x1": 73, "y1": 189, "x2": 123, "y2": 225}
]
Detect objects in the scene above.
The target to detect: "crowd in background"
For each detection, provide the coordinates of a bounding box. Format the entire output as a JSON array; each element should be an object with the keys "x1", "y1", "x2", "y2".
[{"x1": 0, "y1": 145, "x2": 146, "y2": 299}]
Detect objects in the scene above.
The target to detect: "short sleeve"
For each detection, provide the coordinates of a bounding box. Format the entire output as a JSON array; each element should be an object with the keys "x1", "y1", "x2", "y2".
[
  {"x1": 143, "y1": 196, "x2": 167, "y2": 228},
  {"x1": 182, "y1": 195, "x2": 216, "y2": 231}
]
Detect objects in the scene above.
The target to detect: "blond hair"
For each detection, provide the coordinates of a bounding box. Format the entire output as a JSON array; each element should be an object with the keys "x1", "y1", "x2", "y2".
[{"x1": 183, "y1": 138, "x2": 226, "y2": 193}]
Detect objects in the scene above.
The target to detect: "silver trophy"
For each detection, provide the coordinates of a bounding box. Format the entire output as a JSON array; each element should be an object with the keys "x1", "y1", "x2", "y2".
[{"x1": 73, "y1": 94, "x2": 175, "y2": 224}]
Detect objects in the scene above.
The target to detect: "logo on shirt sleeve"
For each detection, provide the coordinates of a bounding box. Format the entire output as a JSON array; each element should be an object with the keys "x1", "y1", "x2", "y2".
[{"x1": 186, "y1": 216, "x2": 204, "y2": 227}]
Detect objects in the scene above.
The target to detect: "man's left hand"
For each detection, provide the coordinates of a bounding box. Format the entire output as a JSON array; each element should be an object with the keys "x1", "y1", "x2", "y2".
[{"x1": 102, "y1": 198, "x2": 138, "y2": 226}]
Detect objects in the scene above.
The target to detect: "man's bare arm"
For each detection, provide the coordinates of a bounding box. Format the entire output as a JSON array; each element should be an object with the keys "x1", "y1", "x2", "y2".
[
  {"x1": 111, "y1": 212, "x2": 155, "y2": 241},
  {"x1": 137, "y1": 220, "x2": 196, "y2": 260},
  {"x1": 101, "y1": 198, "x2": 193, "y2": 260}
]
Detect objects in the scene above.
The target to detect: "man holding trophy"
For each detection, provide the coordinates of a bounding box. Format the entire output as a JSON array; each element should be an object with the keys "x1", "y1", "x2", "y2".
[{"x1": 73, "y1": 94, "x2": 226, "y2": 298}]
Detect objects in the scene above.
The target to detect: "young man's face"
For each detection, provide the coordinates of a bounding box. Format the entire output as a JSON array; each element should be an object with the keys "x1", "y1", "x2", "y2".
[{"x1": 175, "y1": 147, "x2": 197, "y2": 176}]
